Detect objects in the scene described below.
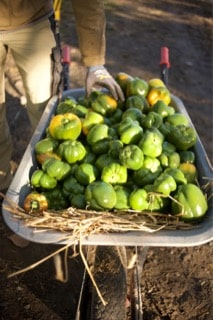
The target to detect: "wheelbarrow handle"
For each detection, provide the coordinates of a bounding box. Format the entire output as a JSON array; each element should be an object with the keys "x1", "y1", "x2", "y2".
[
  {"x1": 160, "y1": 46, "x2": 170, "y2": 86},
  {"x1": 62, "y1": 45, "x2": 71, "y2": 91}
]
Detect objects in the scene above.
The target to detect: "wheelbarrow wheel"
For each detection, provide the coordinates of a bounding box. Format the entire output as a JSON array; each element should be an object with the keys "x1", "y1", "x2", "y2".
[{"x1": 85, "y1": 245, "x2": 127, "y2": 320}]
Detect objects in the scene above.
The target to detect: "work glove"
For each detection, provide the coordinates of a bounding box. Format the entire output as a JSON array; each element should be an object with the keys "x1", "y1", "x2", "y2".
[{"x1": 86, "y1": 65, "x2": 124, "y2": 101}]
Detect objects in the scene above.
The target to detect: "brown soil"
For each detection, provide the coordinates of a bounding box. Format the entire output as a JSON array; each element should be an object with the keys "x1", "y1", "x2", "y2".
[{"x1": 1, "y1": 1, "x2": 213, "y2": 319}]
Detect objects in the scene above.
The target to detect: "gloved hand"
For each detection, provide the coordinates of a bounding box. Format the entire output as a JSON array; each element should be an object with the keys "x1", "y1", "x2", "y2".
[{"x1": 86, "y1": 65, "x2": 124, "y2": 101}]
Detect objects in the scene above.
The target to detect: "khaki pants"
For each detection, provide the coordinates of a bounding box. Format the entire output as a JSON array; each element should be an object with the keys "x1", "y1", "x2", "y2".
[{"x1": 0, "y1": 19, "x2": 57, "y2": 191}]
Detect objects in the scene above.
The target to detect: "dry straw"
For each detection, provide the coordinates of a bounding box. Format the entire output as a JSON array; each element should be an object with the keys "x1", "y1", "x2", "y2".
[{"x1": 1, "y1": 180, "x2": 211, "y2": 306}]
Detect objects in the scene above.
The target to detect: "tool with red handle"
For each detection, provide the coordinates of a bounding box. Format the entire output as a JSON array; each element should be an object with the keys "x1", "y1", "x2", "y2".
[
  {"x1": 62, "y1": 45, "x2": 71, "y2": 91},
  {"x1": 160, "y1": 46, "x2": 170, "y2": 85}
]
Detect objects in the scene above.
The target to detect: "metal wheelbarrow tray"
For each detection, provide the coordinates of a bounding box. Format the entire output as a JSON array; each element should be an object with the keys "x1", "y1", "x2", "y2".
[{"x1": 2, "y1": 88, "x2": 213, "y2": 247}]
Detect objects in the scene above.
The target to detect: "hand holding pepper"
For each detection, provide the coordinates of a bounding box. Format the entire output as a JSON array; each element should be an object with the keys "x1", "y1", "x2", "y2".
[{"x1": 86, "y1": 65, "x2": 125, "y2": 101}]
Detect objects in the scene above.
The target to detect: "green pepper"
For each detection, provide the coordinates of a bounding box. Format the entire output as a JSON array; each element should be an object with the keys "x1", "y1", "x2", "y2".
[
  {"x1": 108, "y1": 126, "x2": 119, "y2": 139},
  {"x1": 81, "y1": 149, "x2": 96, "y2": 164},
  {"x1": 108, "y1": 139, "x2": 123, "y2": 159},
  {"x1": 56, "y1": 97, "x2": 77, "y2": 114},
  {"x1": 85, "y1": 90, "x2": 102, "y2": 106},
  {"x1": 91, "y1": 93, "x2": 117, "y2": 115},
  {"x1": 77, "y1": 95, "x2": 91, "y2": 108},
  {"x1": 146, "y1": 191, "x2": 170, "y2": 212},
  {"x1": 118, "y1": 117, "x2": 143, "y2": 144},
  {"x1": 58, "y1": 140, "x2": 86, "y2": 164},
  {"x1": 42, "y1": 158, "x2": 71, "y2": 181},
  {"x1": 162, "y1": 141, "x2": 176, "y2": 154},
  {"x1": 133, "y1": 167, "x2": 162, "y2": 187},
  {"x1": 153, "y1": 172, "x2": 177, "y2": 195},
  {"x1": 167, "y1": 125, "x2": 197, "y2": 151},
  {"x1": 72, "y1": 104, "x2": 89, "y2": 118},
  {"x1": 142, "y1": 156, "x2": 162, "y2": 173},
  {"x1": 172, "y1": 183, "x2": 208, "y2": 221},
  {"x1": 35, "y1": 137, "x2": 59, "y2": 155},
  {"x1": 101, "y1": 163, "x2": 127, "y2": 185},
  {"x1": 86, "y1": 123, "x2": 109, "y2": 146},
  {"x1": 85, "y1": 181, "x2": 117, "y2": 211},
  {"x1": 63, "y1": 175, "x2": 85, "y2": 197},
  {"x1": 95, "y1": 153, "x2": 115, "y2": 171},
  {"x1": 165, "y1": 113, "x2": 189, "y2": 127},
  {"x1": 160, "y1": 141, "x2": 180, "y2": 168},
  {"x1": 125, "y1": 77, "x2": 149, "y2": 98},
  {"x1": 158, "y1": 151, "x2": 180, "y2": 169},
  {"x1": 34, "y1": 137, "x2": 61, "y2": 165},
  {"x1": 119, "y1": 145, "x2": 144, "y2": 170},
  {"x1": 125, "y1": 95, "x2": 145, "y2": 111},
  {"x1": 42, "y1": 187, "x2": 69, "y2": 210},
  {"x1": 108, "y1": 107, "x2": 123, "y2": 124},
  {"x1": 91, "y1": 138, "x2": 110, "y2": 155},
  {"x1": 129, "y1": 188, "x2": 149, "y2": 211},
  {"x1": 31, "y1": 169, "x2": 57, "y2": 190},
  {"x1": 139, "y1": 127, "x2": 164, "y2": 158},
  {"x1": 167, "y1": 106, "x2": 176, "y2": 116},
  {"x1": 70, "y1": 163, "x2": 79, "y2": 176},
  {"x1": 114, "y1": 185, "x2": 131, "y2": 210},
  {"x1": 70, "y1": 194, "x2": 86, "y2": 209},
  {"x1": 179, "y1": 150, "x2": 195, "y2": 164},
  {"x1": 141, "y1": 111, "x2": 163, "y2": 129},
  {"x1": 82, "y1": 110, "x2": 104, "y2": 135},
  {"x1": 122, "y1": 107, "x2": 143, "y2": 122},
  {"x1": 158, "y1": 122, "x2": 172, "y2": 137},
  {"x1": 164, "y1": 168, "x2": 187, "y2": 185},
  {"x1": 75, "y1": 163, "x2": 98, "y2": 185},
  {"x1": 152, "y1": 100, "x2": 170, "y2": 118}
]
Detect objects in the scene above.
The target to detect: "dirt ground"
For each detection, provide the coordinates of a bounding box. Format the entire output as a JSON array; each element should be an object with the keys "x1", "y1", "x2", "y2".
[{"x1": 0, "y1": 0, "x2": 213, "y2": 319}]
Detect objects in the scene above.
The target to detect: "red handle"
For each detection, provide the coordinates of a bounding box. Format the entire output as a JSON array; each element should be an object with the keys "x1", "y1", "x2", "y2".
[
  {"x1": 62, "y1": 45, "x2": 71, "y2": 64},
  {"x1": 160, "y1": 47, "x2": 170, "y2": 67}
]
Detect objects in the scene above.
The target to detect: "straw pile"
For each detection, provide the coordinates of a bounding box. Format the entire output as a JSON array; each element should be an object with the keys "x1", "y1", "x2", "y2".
[{"x1": 2, "y1": 192, "x2": 202, "y2": 240}]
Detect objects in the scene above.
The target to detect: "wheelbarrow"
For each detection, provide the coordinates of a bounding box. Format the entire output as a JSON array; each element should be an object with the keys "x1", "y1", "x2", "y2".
[{"x1": 2, "y1": 47, "x2": 213, "y2": 319}]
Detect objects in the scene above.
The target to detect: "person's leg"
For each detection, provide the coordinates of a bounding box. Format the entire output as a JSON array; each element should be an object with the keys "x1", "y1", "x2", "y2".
[
  {"x1": 0, "y1": 43, "x2": 13, "y2": 191},
  {"x1": 7, "y1": 19, "x2": 58, "y2": 131}
]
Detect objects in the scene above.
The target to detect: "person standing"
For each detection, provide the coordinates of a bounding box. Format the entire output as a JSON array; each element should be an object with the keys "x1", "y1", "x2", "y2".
[{"x1": 0, "y1": 0, "x2": 124, "y2": 193}]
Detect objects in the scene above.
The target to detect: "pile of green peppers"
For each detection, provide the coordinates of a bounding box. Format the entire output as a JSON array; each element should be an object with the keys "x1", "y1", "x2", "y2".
[{"x1": 24, "y1": 73, "x2": 209, "y2": 223}]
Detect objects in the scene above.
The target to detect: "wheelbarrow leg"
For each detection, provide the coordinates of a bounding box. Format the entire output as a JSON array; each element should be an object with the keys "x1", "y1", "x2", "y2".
[
  {"x1": 75, "y1": 265, "x2": 88, "y2": 320},
  {"x1": 129, "y1": 246, "x2": 148, "y2": 320}
]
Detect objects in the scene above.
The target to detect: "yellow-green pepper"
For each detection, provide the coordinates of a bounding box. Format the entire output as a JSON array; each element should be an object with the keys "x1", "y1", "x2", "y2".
[
  {"x1": 139, "y1": 127, "x2": 164, "y2": 157},
  {"x1": 58, "y1": 140, "x2": 87, "y2": 164},
  {"x1": 141, "y1": 111, "x2": 163, "y2": 129},
  {"x1": 118, "y1": 117, "x2": 143, "y2": 144},
  {"x1": 167, "y1": 125, "x2": 197, "y2": 151},
  {"x1": 153, "y1": 172, "x2": 177, "y2": 195},
  {"x1": 125, "y1": 77, "x2": 149, "y2": 98},
  {"x1": 42, "y1": 158, "x2": 71, "y2": 181},
  {"x1": 31, "y1": 169, "x2": 57, "y2": 190},
  {"x1": 85, "y1": 181, "x2": 117, "y2": 211},
  {"x1": 101, "y1": 163, "x2": 128, "y2": 185},
  {"x1": 172, "y1": 184, "x2": 208, "y2": 221},
  {"x1": 119, "y1": 145, "x2": 144, "y2": 170}
]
